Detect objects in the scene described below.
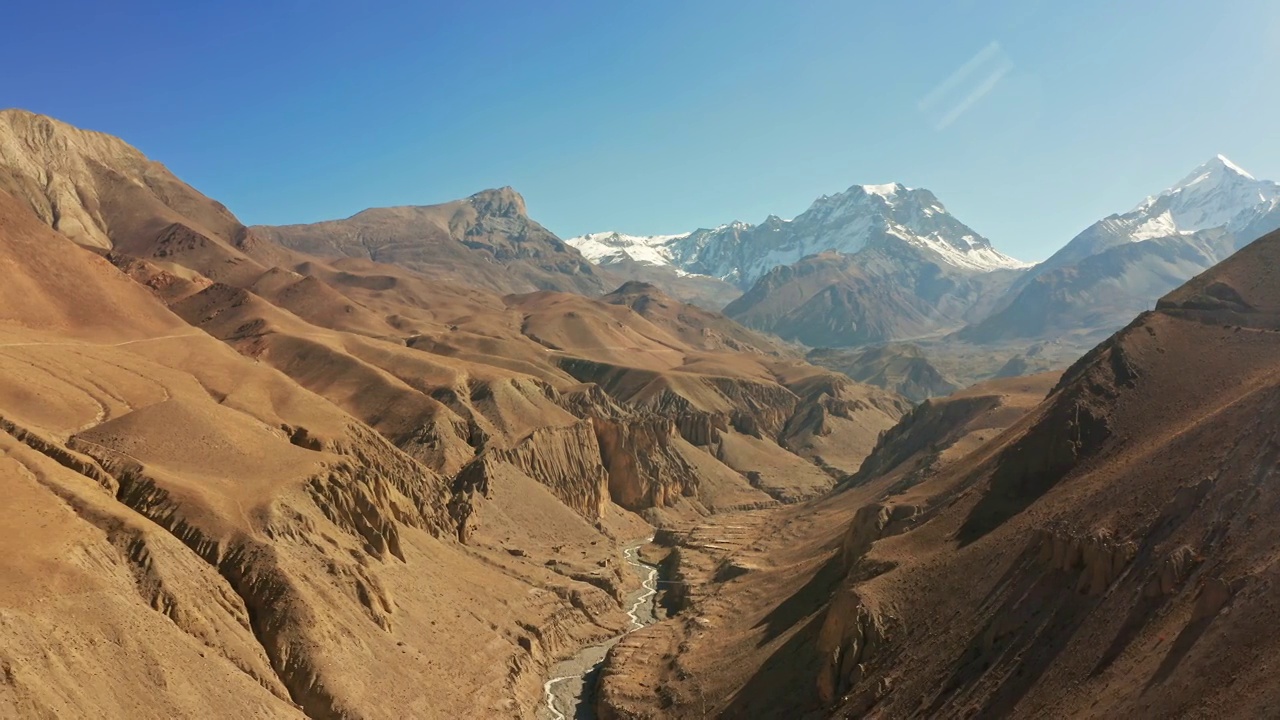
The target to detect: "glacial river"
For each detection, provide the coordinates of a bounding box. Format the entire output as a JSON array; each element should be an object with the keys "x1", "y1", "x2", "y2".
[{"x1": 540, "y1": 538, "x2": 659, "y2": 720}]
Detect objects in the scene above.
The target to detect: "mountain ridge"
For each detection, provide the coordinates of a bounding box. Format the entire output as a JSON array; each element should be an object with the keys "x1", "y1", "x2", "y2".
[{"x1": 568, "y1": 181, "x2": 1029, "y2": 289}]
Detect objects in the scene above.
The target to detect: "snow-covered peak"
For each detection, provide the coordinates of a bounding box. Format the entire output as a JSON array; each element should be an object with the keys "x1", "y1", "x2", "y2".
[
  {"x1": 1171, "y1": 154, "x2": 1255, "y2": 189},
  {"x1": 568, "y1": 179, "x2": 1027, "y2": 285},
  {"x1": 566, "y1": 230, "x2": 690, "y2": 267},
  {"x1": 1040, "y1": 155, "x2": 1280, "y2": 273},
  {"x1": 1164, "y1": 155, "x2": 1259, "y2": 204},
  {"x1": 784, "y1": 182, "x2": 1025, "y2": 269},
  {"x1": 1131, "y1": 155, "x2": 1279, "y2": 235}
]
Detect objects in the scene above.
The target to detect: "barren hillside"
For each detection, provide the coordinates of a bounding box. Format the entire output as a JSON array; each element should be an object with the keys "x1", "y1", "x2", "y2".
[
  {"x1": 595, "y1": 228, "x2": 1280, "y2": 718},
  {"x1": 0, "y1": 111, "x2": 910, "y2": 719}
]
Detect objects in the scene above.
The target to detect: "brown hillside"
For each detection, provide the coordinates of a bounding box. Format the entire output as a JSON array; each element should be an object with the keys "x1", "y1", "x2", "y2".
[
  {"x1": 596, "y1": 228, "x2": 1280, "y2": 719},
  {"x1": 252, "y1": 188, "x2": 619, "y2": 295},
  {"x1": 0, "y1": 112, "x2": 918, "y2": 718},
  {"x1": 0, "y1": 190, "x2": 643, "y2": 718}
]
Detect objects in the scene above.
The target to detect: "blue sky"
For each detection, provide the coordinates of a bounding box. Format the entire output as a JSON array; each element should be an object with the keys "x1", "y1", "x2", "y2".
[{"x1": 6, "y1": 0, "x2": 1278, "y2": 260}]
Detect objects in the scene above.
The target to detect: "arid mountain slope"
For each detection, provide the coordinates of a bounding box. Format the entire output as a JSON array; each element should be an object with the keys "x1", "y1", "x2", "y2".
[
  {"x1": 0, "y1": 108, "x2": 616, "y2": 298},
  {"x1": 0, "y1": 108, "x2": 277, "y2": 285},
  {"x1": 252, "y1": 188, "x2": 617, "y2": 295},
  {"x1": 600, "y1": 281, "x2": 796, "y2": 357},
  {"x1": 596, "y1": 373, "x2": 1055, "y2": 718},
  {"x1": 724, "y1": 245, "x2": 1022, "y2": 347},
  {"x1": 807, "y1": 344, "x2": 959, "y2": 403},
  {"x1": 0, "y1": 111, "x2": 917, "y2": 718},
  {"x1": 0, "y1": 190, "x2": 654, "y2": 718},
  {"x1": 598, "y1": 227, "x2": 1280, "y2": 719},
  {"x1": 0, "y1": 110, "x2": 908, "y2": 510}
]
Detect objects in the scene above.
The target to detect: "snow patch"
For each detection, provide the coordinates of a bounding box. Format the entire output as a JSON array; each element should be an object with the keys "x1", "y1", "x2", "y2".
[
  {"x1": 861, "y1": 183, "x2": 903, "y2": 199},
  {"x1": 1216, "y1": 154, "x2": 1254, "y2": 180}
]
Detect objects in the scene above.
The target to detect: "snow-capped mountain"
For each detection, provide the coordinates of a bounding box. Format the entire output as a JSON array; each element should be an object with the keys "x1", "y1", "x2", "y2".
[
  {"x1": 964, "y1": 155, "x2": 1280, "y2": 345},
  {"x1": 565, "y1": 230, "x2": 687, "y2": 268},
  {"x1": 1038, "y1": 155, "x2": 1280, "y2": 273},
  {"x1": 568, "y1": 182, "x2": 1028, "y2": 290},
  {"x1": 1137, "y1": 154, "x2": 1280, "y2": 234}
]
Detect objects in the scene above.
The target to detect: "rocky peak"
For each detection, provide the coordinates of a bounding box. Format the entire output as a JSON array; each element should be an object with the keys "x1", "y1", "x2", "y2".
[
  {"x1": 600, "y1": 280, "x2": 671, "y2": 314},
  {"x1": 0, "y1": 109, "x2": 244, "y2": 253},
  {"x1": 0, "y1": 108, "x2": 144, "y2": 170},
  {"x1": 467, "y1": 186, "x2": 527, "y2": 218}
]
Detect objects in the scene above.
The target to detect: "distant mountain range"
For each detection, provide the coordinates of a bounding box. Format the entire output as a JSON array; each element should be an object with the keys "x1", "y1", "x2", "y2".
[
  {"x1": 570, "y1": 182, "x2": 1031, "y2": 348},
  {"x1": 569, "y1": 182, "x2": 1028, "y2": 288},
  {"x1": 572, "y1": 155, "x2": 1280, "y2": 394}
]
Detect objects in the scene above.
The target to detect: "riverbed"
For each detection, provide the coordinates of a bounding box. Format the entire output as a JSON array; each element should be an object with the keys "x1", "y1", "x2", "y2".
[{"x1": 540, "y1": 537, "x2": 659, "y2": 720}]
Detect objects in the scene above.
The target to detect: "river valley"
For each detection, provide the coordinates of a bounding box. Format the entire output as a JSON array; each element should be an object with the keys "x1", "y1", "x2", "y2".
[{"x1": 541, "y1": 538, "x2": 661, "y2": 720}]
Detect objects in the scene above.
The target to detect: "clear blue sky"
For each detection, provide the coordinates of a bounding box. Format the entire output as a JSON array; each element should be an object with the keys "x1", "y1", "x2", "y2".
[{"x1": 6, "y1": 0, "x2": 1278, "y2": 261}]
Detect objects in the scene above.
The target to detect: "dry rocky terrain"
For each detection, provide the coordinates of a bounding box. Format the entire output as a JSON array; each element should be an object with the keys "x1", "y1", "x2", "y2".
[
  {"x1": 4, "y1": 107, "x2": 1277, "y2": 720},
  {"x1": 0, "y1": 109, "x2": 907, "y2": 718}
]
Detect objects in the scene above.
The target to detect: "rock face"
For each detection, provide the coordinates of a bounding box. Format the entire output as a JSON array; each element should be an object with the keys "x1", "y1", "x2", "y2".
[
  {"x1": 593, "y1": 415, "x2": 696, "y2": 510},
  {"x1": 839, "y1": 503, "x2": 919, "y2": 570},
  {"x1": 0, "y1": 110, "x2": 139, "y2": 250},
  {"x1": 489, "y1": 421, "x2": 611, "y2": 520},
  {"x1": 815, "y1": 588, "x2": 888, "y2": 706},
  {"x1": 553, "y1": 340, "x2": 908, "y2": 496},
  {"x1": 1034, "y1": 525, "x2": 1137, "y2": 596}
]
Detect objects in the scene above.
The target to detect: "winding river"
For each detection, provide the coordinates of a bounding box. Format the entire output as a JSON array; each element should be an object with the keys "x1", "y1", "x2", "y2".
[{"x1": 540, "y1": 537, "x2": 659, "y2": 720}]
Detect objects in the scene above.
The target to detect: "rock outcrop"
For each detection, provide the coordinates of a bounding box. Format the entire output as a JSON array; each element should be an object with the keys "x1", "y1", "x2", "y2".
[
  {"x1": 489, "y1": 421, "x2": 611, "y2": 520},
  {"x1": 840, "y1": 503, "x2": 920, "y2": 571},
  {"x1": 815, "y1": 588, "x2": 888, "y2": 705},
  {"x1": 593, "y1": 416, "x2": 697, "y2": 510},
  {"x1": 1034, "y1": 525, "x2": 1137, "y2": 595}
]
